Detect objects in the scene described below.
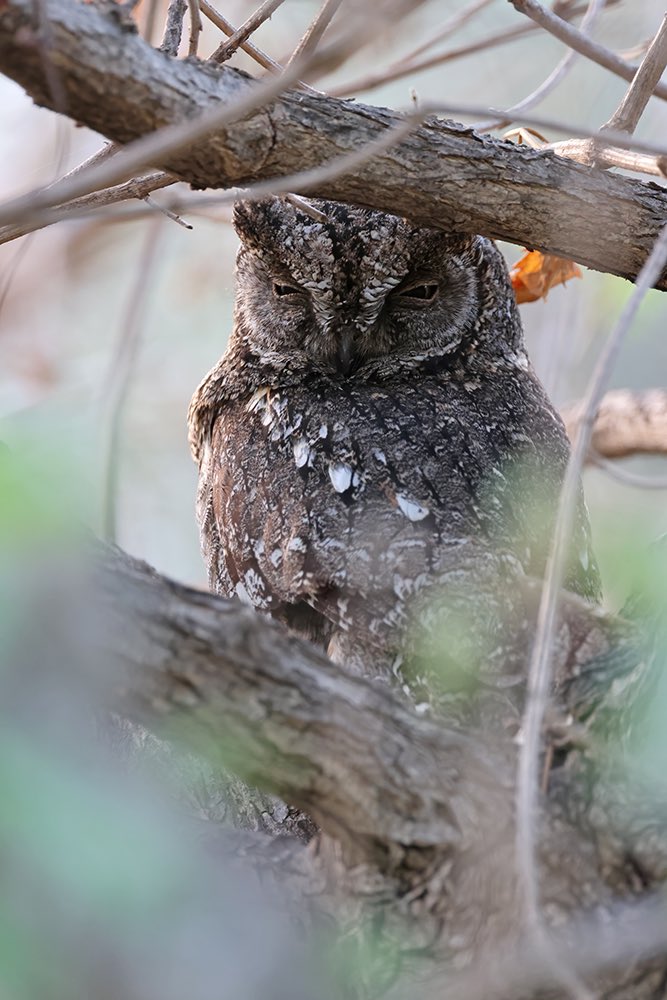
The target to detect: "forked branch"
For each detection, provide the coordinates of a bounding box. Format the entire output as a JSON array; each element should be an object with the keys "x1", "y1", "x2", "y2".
[{"x1": 1, "y1": 0, "x2": 667, "y2": 286}]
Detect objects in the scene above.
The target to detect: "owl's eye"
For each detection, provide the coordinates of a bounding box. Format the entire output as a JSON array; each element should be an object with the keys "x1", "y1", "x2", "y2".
[
  {"x1": 273, "y1": 282, "x2": 303, "y2": 298},
  {"x1": 396, "y1": 282, "x2": 439, "y2": 303}
]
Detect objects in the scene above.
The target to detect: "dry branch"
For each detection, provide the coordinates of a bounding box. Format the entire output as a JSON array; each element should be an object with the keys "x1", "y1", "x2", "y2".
[
  {"x1": 563, "y1": 389, "x2": 667, "y2": 461},
  {"x1": 89, "y1": 538, "x2": 667, "y2": 995},
  {"x1": 99, "y1": 545, "x2": 499, "y2": 871},
  {"x1": 209, "y1": 0, "x2": 286, "y2": 64},
  {"x1": 510, "y1": 0, "x2": 667, "y2": 102},
  {"x1": 1, "y1": 0, "x2": 667, "y2": 287}
]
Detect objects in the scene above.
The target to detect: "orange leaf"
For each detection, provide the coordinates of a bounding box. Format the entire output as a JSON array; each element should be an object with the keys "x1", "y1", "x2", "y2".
[{"x1": 510, "y1": 250, "x2": 582, "y2": 304}]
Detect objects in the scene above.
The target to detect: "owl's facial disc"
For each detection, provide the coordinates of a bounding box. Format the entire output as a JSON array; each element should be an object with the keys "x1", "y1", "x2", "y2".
[
  {"x1": 232, "y1": 198, "x2": 492, "y2": 376},
  {"x1": 267, "y1": 269, "x2": 445, "y2": 375}
]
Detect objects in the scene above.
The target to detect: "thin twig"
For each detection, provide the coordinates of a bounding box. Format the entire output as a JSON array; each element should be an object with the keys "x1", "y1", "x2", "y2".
[
  {"x1": 210, "y1": 0, "x2": 287, "y2": 64},
  {"x1": 549, "y1": 18, "x2": 667, "y2": 177},
  {"x1": 510, "y1": 0, "x2": 667, "y2": 102},
  {"x1": 514, "y1": 221, "x2": 667, "y2": 992},
  {"x1": 330, "y1": 0, "x2": 610, "y2": 98},
  {"x1": 283, "y1": 193, "x2": 328, "y2": 221},
  {"x1": 187, "y1": 0, "x2": 202, "y2": 57},
  {"x1": 198, "y1": 0, "x2": 318, "y2": 92},
  {"x1": 0, "y1": 234, "x2": 34, "y2": 314},
  {"x1": 285, "y1": 0, "x2": 344, "y2": 69},
  {"x1": 474, "y1": 0, "x2": 605, "y2": 132},
  {"x1": 603, "y1": 13, "x2": 667, "y2": 133},
  {"x1": 198, "y1": 0, "x2": 280, "y2": 72},
  {"x1": 0, "y1": 171, "x2": 176, "y2": 246},
  {"x1": 160, "y1": 0, "x2": 187, "y2": 56},
  {"x1": 0, "y1": 116, "x2": 73, "y2": 315},
  {"x1": 0, "y1": 51, "x2": 315, "y2": 230},
  {"x1": 331, "y1": 21, "x2": 538, "y2": 97},
  {"x1": 0, "y1": 2, "x2": 429, "y2": 233},
  {"x1": 142, "y1": 193, "x2": 193, "y2": 229},
  {"x1": 392, "y1": 0, "x2": 494, "y2": 65},
  {"x1": 99, "y1": 220, "x2": 163, "y2": 542}
]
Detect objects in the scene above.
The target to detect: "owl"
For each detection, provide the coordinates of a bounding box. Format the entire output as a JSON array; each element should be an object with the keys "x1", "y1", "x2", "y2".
[{"x1": 188, "y1": 198, "x2": 600, "y2": 699}]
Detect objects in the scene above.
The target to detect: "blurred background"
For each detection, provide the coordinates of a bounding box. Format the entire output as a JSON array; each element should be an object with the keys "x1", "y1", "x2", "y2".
[
  {"x1": 1, "y1": 0, "x2": 666, "y2": 600},
  {"x1": 1, "y1": 3, "x2": 667, "y2": 998}
]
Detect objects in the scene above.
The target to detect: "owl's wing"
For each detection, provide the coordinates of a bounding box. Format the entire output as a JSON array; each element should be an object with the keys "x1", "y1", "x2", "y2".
[{"x1": 199, "y1": 381, "x2": 539, "y2": 675}]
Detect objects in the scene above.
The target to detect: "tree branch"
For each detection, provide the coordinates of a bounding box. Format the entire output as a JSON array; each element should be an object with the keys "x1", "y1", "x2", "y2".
[
  {"x1": 1, "y1": 0, "x2": 667, "y2": 286},
  {"x1": 98, "y1": 545, "x2": 505, "y2": 875},
  {"x1": 510, "y1": 0, "x2": 667, "y2": 102},
  {"x1": 563, "y1": 389, "x2": 667, "y2": 461},
  {"x1": 91, "y1": 538, "x2": 666, "y2": 991}
]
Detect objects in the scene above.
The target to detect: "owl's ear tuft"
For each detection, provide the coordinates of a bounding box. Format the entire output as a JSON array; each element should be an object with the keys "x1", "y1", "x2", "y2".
[
  {"x1": 233, "y1": 199, "x2": 263, "y2": 249},
  {"x1": 233, "y1": 198, "x2": 283, "y2": 250}
]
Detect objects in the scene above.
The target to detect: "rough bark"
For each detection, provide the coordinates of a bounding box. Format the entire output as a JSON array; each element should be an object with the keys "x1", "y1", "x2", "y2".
[
  {"x1": 1, "y1": 0, "x2": 667, "y2": 287},
  {"x1": 92, "y1": 542, "x2": 667, "y2": 997},
  {"x1": 3, "y1": 2, "x2": 667, "y2": 992}
]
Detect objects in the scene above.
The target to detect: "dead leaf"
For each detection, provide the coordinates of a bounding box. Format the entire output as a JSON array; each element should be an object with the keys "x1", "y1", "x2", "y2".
[{"x1": 510, "y1": 250, "x2": 582, "y2": 304}]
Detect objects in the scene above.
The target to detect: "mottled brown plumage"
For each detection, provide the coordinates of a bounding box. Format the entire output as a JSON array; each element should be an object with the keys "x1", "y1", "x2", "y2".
[{"x1": 188, "y1": 198, "x2": 600, "y2": 696}]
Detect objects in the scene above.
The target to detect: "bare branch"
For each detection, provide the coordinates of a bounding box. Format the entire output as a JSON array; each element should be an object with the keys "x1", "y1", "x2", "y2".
[
  {"x1": 562, "y1": 389, "x2": 667, "y2": 461},
  {"x1": 0, "y1": 171, "x2": 176, "y2": 246},
  {"x1": 549, "y1": 15, "x2": 667, "y2": 175},
  {"x1": 198, "y1": 0, "x2": 280, "y2": 72},
  {"x1": 547, "y1": 138, "x2": 665, "y2": 176},
  {"x1": 330, "y1": 0, "x2": 614, "y2": 99},
  {"x1": 474, "y1": 0, "x2": 605, "y2": 132},
  {"x1": 510, "y1": 0, "x2": 667, "y2": 102},
  {"x1": 99, "y1": 545, "x2": 499, "y2": 869},
  {"x1": 2, "y1": 0, "x2": 667, "y2": 287},
  {"x1": 186, "y1": 0, "x2": 202, "y2": 57},
  {"x1": 160, "y1": 0, "x2": 187, "y2": 56},
  {"x1": 515, "y1": 222, "x2": 667, "y2": 972},
  {"x1": 285, "y1": 0, "x2": 343, "y2": 69},
  {"x1": 603, "y1": 13, "x2": 667, "y2": 134},
  {"x1": 209, "y1": 0, "x2": 287, "y2": 64}
]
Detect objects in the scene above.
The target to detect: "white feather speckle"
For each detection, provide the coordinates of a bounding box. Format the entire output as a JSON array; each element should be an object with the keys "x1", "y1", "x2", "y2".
[
  {"x1": 329, "y1": 461, "x2": 354, "y2": 493},
  {"x1": 292, "y1": 437, "x2": 312, "y2": 468},
  {"x1": 396, "y1": 494, "x2": 430, "y2": 522}
]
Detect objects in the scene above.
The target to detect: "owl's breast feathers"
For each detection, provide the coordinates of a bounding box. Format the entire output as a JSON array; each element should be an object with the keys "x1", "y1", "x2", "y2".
[{"x1": 192, "y1": 360, "x2": 600, "y2": 656}]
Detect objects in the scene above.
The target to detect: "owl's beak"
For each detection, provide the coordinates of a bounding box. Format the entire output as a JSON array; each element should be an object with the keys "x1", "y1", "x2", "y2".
[{"x1": 335, "y1": 330, "x2": 355, "y2": 376}]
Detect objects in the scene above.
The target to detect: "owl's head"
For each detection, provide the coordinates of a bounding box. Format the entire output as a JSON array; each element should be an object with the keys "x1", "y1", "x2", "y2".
[{"x1": 231, "y1": 198, "x2": 523, "y2": 377}]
